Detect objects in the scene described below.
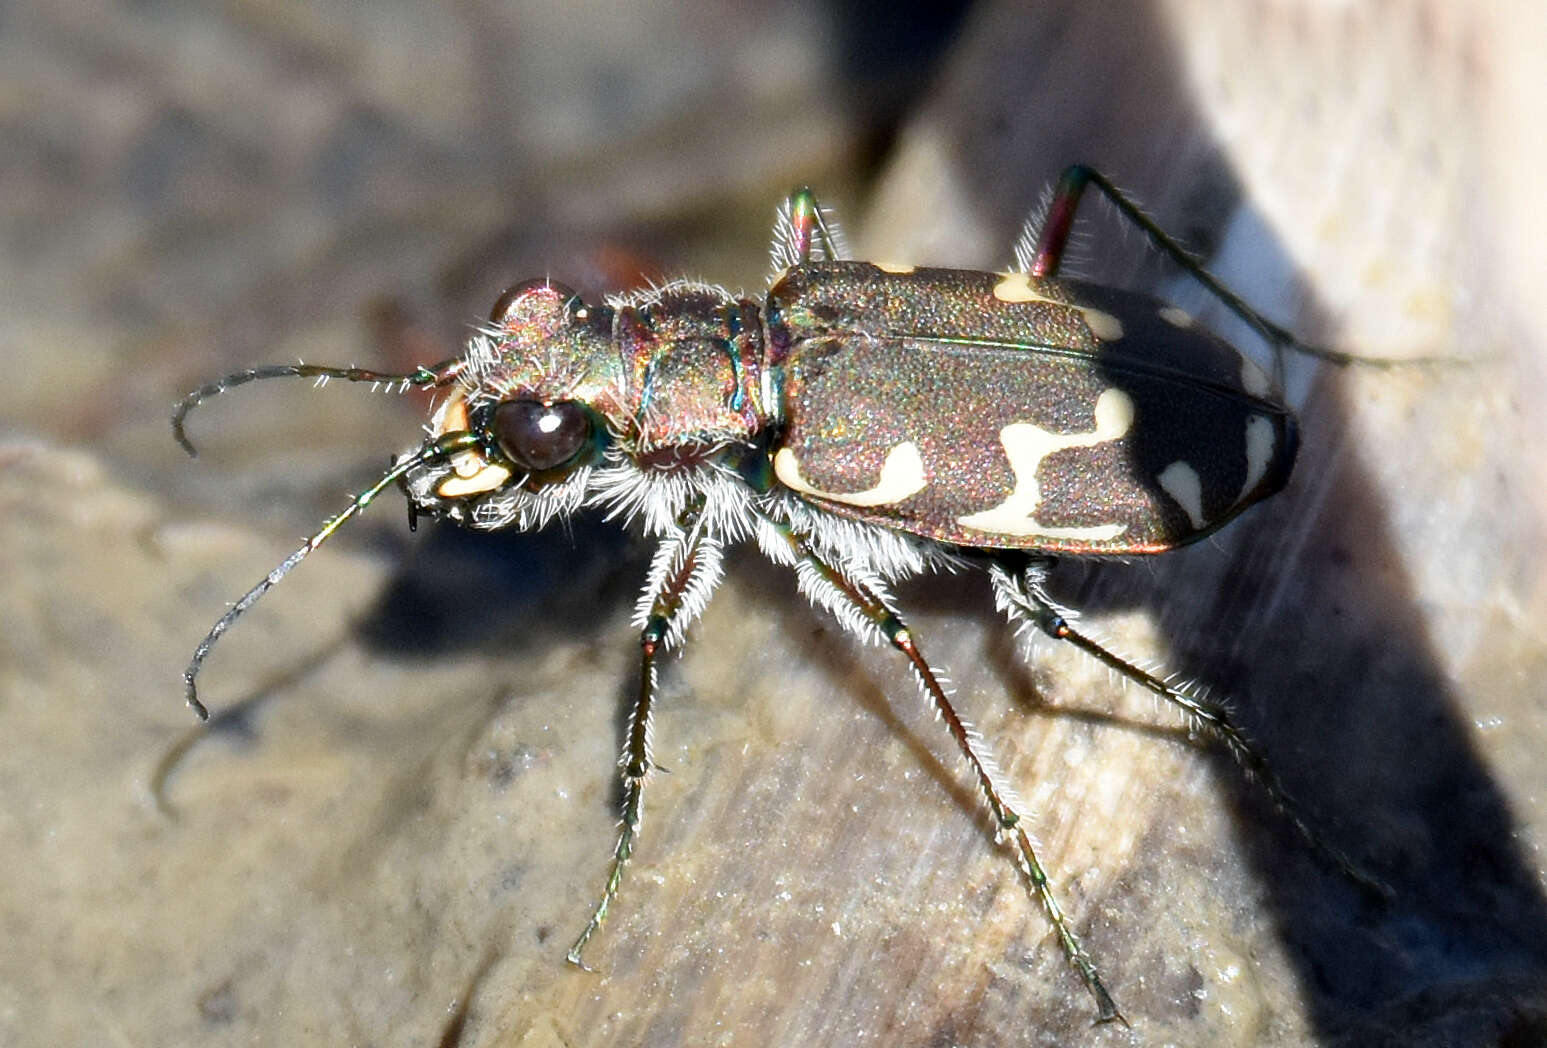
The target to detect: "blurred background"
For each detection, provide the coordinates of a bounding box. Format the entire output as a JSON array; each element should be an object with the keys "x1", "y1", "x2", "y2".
[{"x1": 3, "y1": 2, "x2": 1546, "y2": 1045}]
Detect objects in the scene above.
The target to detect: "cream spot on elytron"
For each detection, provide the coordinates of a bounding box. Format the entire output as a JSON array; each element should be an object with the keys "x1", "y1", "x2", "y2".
[
  {"x1": 1158, "y1": 305, "x2": 1193, "y2": 328},
  {"x1": 1238, "y1": 415, "x2": 1275, "y2": 502},
  {"x1": 991, "y1": 273, "x2": 1125, "y2": 341},
  {"x1": 957, "y1": 387, "x2": 1134, "y2": 539},
  {"x1": 872, "y1": 262, "x2": 916, "y2": 274},
  {"x1": 1239, "y1": 355, "x2": 1273, "y2": 398},
  {"x1": 438, "y1": 460, "x2": 512, "y2": 498},
  {"x1": 774, "y1": 441, "x2": 927, "y2": 508},
  {"x1": 1157, "y1": 460, "x2": 1206, "y2": 529},
  {"x1": 1080, "y1": 309, "x2": 1124, "y2": 342}
]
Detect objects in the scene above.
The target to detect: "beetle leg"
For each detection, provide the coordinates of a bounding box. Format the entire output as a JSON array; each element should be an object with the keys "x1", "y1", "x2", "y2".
[
  {"x1": 567, "y1": 496, "x2": 723, "y2": 967},
  {"x1": 989, "y1": 557, "x2": 1391, "y2": 903},
  {"x1": 768, "y1": 187, "x2": 848, "y2": 279},
  {"x1": 1015, "y1": 163, "x2": 1392, "y2": 369},
  {"x1": 760, "y1": 518, "x2": 1124, "y2": 1024}
]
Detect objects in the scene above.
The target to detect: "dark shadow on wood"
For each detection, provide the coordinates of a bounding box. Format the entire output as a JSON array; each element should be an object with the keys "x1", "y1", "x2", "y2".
[{"x1": 915, "y1": 0, "x2": 1547, "y2": 1036}]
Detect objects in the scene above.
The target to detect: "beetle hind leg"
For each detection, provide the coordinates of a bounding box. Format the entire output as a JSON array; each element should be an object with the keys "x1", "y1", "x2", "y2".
[
  {"x1": 761, "y1": 517, "x2": 1125, "y2": 1024},
  {"x1": 1014, "y1": 163, "x2": 1425, "y2": 369},
  {"x1": 989, "y1": 556, "x2": 1391, "y2": 903}
]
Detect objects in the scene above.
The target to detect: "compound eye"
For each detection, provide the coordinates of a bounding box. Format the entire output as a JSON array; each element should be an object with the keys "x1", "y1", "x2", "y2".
[{"x1": 491, "y1": 399, "x2": 592, "y2": 472}]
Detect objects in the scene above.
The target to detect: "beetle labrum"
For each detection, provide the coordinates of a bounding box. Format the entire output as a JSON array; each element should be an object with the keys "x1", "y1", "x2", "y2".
[{"x1": 174, "y1": 165, "x2": 1379, "y2": 1023}]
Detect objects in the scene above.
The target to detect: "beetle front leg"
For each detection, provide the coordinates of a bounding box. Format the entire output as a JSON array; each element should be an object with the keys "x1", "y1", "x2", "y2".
[
  {"x1": 762, "y1": 518, "x2": 1125, "y2": 1024},
  {"x1": 567, "y1": 497, "x2": 723, "y2": 967},
  {"x1": 989, "y1": 557, "x2": 1391, "y2": 903}
]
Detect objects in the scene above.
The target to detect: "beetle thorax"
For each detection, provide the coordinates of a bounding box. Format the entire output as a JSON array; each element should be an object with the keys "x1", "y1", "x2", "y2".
[{"x1": 610, "y1": 280, "x2": 771, "y2": 457}]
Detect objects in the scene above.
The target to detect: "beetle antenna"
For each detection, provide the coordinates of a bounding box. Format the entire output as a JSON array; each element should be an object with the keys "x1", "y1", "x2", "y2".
[
  {"x1": 172, "y1": 359, "x2": 465, "y2": 457},
  {"x1": 183, "y1": 429, "x2": 481, "y2": 721}
]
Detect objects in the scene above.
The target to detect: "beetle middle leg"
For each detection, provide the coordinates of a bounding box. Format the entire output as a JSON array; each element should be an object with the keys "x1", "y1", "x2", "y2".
[
  {"x1": 759, "y1": 515, "x2": 1125, "y2": 1024},
  {"x1": 567, "y1": 495, "x2": 723, "y2": 967},
  {"x1": 988, "y1": 555, "x2": 1390, "y2": 902},
  {"x1": 769, "y1": 186, "x2": 848, "y2": 276}
]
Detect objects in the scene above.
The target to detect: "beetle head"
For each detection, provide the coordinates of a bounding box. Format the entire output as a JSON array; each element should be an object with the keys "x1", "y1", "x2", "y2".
[{"x1": 405, "y1": 280, "x2": 627, "y2": 530}]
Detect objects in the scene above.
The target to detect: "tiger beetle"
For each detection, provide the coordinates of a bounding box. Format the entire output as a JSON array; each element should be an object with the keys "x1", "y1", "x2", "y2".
[{"x1": 173, "y1": 165, "x2": 1386, "y2": 1024}]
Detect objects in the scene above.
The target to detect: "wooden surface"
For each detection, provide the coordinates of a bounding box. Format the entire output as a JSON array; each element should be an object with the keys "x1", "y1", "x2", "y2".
[{"x1": 4, "y1": 2, "x2": 1547, "y2": 1045}]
